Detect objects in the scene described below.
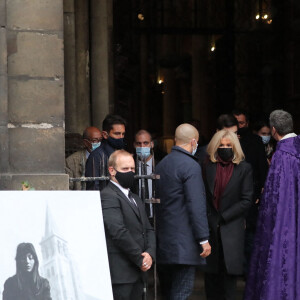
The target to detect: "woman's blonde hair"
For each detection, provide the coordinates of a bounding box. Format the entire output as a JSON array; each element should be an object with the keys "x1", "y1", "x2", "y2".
[{"x1": 207, "y1": 129, "x2": 244, "y2": 164}]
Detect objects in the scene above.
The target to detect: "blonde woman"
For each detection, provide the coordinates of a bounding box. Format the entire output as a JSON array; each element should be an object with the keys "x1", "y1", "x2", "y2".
[{"x1": 203, "y1": 129, "x2": 253, "y2": 300}]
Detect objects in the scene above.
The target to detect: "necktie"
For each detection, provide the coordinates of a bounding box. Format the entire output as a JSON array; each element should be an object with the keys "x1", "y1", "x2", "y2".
[{"x1": 128, "y1": 191, "x2": 137, "y2": 207}]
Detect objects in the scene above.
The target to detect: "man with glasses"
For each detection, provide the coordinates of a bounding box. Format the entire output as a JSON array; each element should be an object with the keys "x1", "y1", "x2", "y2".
[{"x1": 65, "y1": 126, "x2": 102, "y2": 190}]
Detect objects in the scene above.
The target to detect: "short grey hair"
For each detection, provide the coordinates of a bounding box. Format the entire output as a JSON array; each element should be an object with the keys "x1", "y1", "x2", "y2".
[{"x1": 269, "y1": 110, "x2": 293, "y2": 136}]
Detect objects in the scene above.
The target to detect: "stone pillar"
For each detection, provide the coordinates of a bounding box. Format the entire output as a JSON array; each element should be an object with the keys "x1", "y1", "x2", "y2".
[
  {"x1": 0, "y1": 0, "x2": 68, "y2": 190},
  {"x1": 64, "y1": 0, "x2": 91, "y2": 134},
  {"x1": 64, "y1": 0, "x2": 77, "y2": 134},
  {"x1": 90, "y1": 0, "x2": 113, "y2": 129},
  {"x1": 75, "y1": 0, "x2": 91, "y2": 133}
]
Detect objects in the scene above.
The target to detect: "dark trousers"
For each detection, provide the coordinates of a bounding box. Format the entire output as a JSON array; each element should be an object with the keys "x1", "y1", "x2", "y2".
[
  {"x1": 244, "y1": 227, "x2": 255, "y2": 276},
  {"x1": 157, "y1": 264, "x2": 196, "y2": 300},
  {"x1": 205, "y1": 271, "x2": 237, "y2": 300},
  {"x1": 204, "y1": 237, "x2": 237, "y2": 300},
  {"x1": 112, "y1": 279, "x2": 144, "y2": 300}
]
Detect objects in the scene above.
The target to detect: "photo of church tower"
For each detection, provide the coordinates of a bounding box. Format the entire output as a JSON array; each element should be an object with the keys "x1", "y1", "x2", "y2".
[{"x1": 39, "y1": 206, "x2": 86, "y2": 300}]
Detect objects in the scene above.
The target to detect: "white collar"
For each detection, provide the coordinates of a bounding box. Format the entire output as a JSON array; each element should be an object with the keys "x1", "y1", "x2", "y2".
[
  {"x1": 110, "y1": 180, "x2": 129, "y2": 198},
  {"x1": 280, "y1": 133, "x2": 297, "y2": 141}
]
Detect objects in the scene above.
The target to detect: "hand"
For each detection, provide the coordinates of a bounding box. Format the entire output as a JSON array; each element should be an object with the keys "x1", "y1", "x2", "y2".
[
  {"x1": 140, "y1": 252, "x2": 152, "y2": 272},
  {"x1": 200, "y1": 242, "x2": 211, "y2": 258}
]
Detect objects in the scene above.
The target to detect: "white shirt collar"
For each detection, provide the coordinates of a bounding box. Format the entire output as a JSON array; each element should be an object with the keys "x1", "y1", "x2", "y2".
[
  {"x1": 86, "y1": 150, "x2": 90, "y2": 159},
  {"x1": 280, "y1": 133, "x2": 297, "y2": 141},
  {"x1": 110, "y1": 180, "x2": 129, "y2": 198}
]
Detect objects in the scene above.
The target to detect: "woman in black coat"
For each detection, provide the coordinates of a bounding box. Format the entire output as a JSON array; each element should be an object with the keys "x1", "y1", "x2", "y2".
[
  {"x1": 203, "y1": 129, "x2": 253, "y2": 300},
  {"x1": 3, "y1": 243, "x2": 52, "y2": 300}
]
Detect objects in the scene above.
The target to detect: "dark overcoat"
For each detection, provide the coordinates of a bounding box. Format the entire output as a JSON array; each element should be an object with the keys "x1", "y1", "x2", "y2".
[
  {"x1": 85, "y1": 141, "x2": 115, "y2": 190},
  {"x1": 203, "y1": 160, "x2": 253, "y2": 275},
  {"x1": 101, "y1": 181, "x2": 156, "y2": 284},
  {"x1": 155, "y1": 146, "x2": 209, "y2": 265}
]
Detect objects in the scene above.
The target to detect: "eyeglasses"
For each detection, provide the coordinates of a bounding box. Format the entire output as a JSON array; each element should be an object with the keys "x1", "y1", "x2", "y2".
[{"x1": 85, "y1": 138, "x2": 102, "y2": 143}]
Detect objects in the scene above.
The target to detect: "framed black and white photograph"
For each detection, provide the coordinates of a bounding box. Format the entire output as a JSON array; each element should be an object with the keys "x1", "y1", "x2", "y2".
[{"x1": 0, "y1": 191, "x2": 113, "y2": 300}]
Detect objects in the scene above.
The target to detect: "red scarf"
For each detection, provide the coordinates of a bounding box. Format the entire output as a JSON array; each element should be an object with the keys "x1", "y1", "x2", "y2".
[{"x1": 213, "y1": 157, "x2": 234, "y2": 210}]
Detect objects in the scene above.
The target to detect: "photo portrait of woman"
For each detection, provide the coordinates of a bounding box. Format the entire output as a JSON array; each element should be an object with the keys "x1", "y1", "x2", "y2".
[
  {"x1": 2, "y1": 242, "x2": 52, "y2": 300},
  {"x1": 202, "y1": 129, "x2": 253, "y2": 300}
]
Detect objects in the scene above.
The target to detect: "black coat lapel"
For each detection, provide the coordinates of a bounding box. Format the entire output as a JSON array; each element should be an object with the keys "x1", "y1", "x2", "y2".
[{"x1": 108, "y1": 182, "x2": 141, "y2": 220}]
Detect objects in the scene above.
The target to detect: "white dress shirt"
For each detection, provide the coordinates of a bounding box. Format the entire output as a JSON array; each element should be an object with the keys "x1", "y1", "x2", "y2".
[
  {"x1": 137, "y1": 157, "x2": 153, "y2": 217},
  {"x1": 110, "y1": 180, "x2": 137, "y2": 206}
]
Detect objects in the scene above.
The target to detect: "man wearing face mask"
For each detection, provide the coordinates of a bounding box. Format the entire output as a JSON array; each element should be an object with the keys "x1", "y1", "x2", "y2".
[
  {"x1": 65, "y1": 126, "x2": 102, "y2": 190},
  {"x1": 155, "y1": 123, "x2": 211, "y2": 300},
  {"x1": 253, "y1": 120, "x2": 276, "y2": 165},
  {"x1": 232, "y1": 110, "x2": 268, "y2": 196},
  {"x1": 232, "y1": 109, "x2": 269, "y2": 274},
  {"x1": 100, "y1": 150, "x2": 156, "y2": 300},
  {"x1": 85, "y1": 114, "x2": 127, "y2": 190},
  {"x1": 133, "y1": 130, "x2": 155, "y2": 220}
]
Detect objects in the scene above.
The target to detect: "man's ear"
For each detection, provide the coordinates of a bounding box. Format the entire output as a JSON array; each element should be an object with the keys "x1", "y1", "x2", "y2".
[
  {"x1": 83, "y1": 139, "x2": 91, "y2": 152},
  {"x1": 102, "y1": 131, "x2": 108, "y2": 139},
  {"x1": 108, "y1": 166, "x2": 116, "y2": 176},
  {"x1": 150, "y1": 141, "x2": 154, "y2": 148}
]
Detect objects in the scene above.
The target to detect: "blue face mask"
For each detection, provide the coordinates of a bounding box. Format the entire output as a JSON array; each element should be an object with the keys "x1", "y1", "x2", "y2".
[
  {"x1": 192, "y1": 143, "x2": 198, "y2": 156},
  {"x1": 91, "y1": 142, "x2": 101, "y2": 151},
  {"x1": 136, "y1": 147, "x2": 151, "y2": 159},
  {"x1": 261, "y1": 135, "x2": 271, "y2": 145},
  {"x1": 107, "y1": 136, "x2": 125, "y2": 149}
]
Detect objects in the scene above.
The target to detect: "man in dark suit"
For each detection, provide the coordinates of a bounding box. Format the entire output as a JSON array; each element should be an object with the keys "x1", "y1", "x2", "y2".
[
  {"x1": 133, "y1": 129, "x2": 156, "y2": 220},
  {"x1": 101, "y1": 150, "x2": 156, "y2": 300},
  {"x1": 155, "y1": 123, "x2": 211, "y2": 300},
  {"x1": 85, "y1": 114, "x2": 126, "y2": 190},
  {"x1": 232, "y1": 110, "x2": 268, "y2": 273}
]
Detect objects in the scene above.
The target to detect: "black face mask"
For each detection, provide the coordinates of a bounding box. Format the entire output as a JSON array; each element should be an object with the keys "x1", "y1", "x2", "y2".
[
  {"x1": 115, "y1": 171, "x2": 135, "y2": 189},
  {"x1": 237, "y1": 127, "x2": 248, "y2": 137},
  {"x1": 217, "y1": 148, "x2": 233, "y2": 162},
  {"x1": 107, "y1": 136, "x2": 126, "y2": 150}
]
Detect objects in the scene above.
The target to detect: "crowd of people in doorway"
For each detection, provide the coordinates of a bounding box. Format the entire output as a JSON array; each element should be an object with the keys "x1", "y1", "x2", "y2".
[{"x1": 65, "y1": 109, "x2": 299, "y2": 300}]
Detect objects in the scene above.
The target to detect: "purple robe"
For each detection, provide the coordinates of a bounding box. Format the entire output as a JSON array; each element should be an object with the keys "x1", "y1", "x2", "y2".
[{"x1": 244, "y1": 135, "x2": 300, "y2": 300}]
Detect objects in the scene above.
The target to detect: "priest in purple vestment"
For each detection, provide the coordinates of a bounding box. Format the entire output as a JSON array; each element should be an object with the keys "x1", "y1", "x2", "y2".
[{"x1": 244, "y1": 109, "x2": 300, "y2": 300}]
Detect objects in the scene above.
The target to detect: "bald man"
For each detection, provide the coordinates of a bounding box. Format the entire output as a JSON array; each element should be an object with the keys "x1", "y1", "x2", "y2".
[
  {"x1": 66, "y1": 126, "x2": 102, "y2": 190},
  {"x1": 101, "y1": 150, "x2": 155, "y2": 300},
  {"x1": 155, "y1": 123, "x2": 211, "y2": 300}
]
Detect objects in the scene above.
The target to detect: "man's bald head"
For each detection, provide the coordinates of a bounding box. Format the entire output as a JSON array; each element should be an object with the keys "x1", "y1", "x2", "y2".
[
  {"x1": 83, "y1": 126, "x2": 102, "y2": 139},
  {"x1": 175, "y1": 123, "x2": 199, "y2": 145},
  {"x1": 82, "y1": 126, "x2": 102, "y2": 152}
]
